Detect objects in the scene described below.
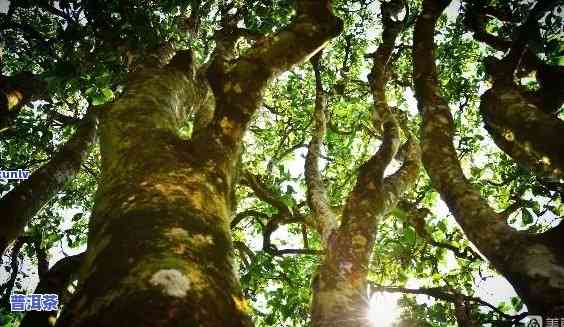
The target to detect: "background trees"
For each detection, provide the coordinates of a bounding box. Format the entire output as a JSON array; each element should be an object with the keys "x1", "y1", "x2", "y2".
[{"x1": 1, "y1": 0, "x2": 562, "y2": 326}]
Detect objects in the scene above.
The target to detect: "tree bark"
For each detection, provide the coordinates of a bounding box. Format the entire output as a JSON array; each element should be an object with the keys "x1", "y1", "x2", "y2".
[
  {"x1": 480, "y1": 83, "x2": 564, "y2": 180},
  {"x1": 0, "y1": 110, "x2": 98, "y2": 255},
  {"x1": 56, "y1": 1, "x2": 342, "y2": 325},
  {"x1": 310, "y1": 3, "x2": 421, "y2": 325},
  {"x1": 55, "y1": 59, "x2": 255, "y2": 327},
  {"x1": 413, "y1": 0, "x2": 564, "y2": 316}
]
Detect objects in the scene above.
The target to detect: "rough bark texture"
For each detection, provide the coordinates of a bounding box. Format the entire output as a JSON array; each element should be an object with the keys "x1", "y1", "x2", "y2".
[
  {"x1": 413, "y1": 0, "x2": 564, "y2": 316},
  {"x1": 55, "y1": 60, "x2": 253, "y2": 327},
  {"x1": 0, "y1": 71, "x2": 47, "y2": 131},
  {"x1": 0, "y1": 110, "x2": 98, "y2": 255},
  {"x1": 310, "y1": 3, "x2": 421, "y2": 325},
  {"x1": 56, "y1": 2, "x2": 342, "y2": 326},
  {"x1": 20, "y1": 253, "x2": 85, "y2": 327},
  {"x1": 480, "y1": 83, "x2": 564, "y2": 180}
]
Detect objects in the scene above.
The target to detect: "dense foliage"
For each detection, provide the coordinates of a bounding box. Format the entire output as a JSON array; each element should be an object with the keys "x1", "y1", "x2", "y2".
[{"x1": 0, "y1": 0, "x2": 562, "y2": 326}]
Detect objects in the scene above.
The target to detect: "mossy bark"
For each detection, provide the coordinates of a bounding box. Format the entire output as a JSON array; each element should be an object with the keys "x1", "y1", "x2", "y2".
[
  {"x1": 309, "y1": 4, "x2": 420, "y2": 321},
  {"x1": 55, "y1": 63, "x2": 253, "y2": 327},
  {"x1": 55, "y1": 2, "x2": 342, "y2": 324}
]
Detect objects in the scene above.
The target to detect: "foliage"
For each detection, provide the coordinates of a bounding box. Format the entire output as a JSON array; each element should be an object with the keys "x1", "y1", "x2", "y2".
[{"x1": 1, "y1": 0, "x2": 563, "y2": 326}]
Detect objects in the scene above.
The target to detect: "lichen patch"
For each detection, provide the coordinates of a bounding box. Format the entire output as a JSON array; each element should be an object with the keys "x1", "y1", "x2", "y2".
[{"x1": 149, "y1": 269, "x2": 191, "y2": 298}]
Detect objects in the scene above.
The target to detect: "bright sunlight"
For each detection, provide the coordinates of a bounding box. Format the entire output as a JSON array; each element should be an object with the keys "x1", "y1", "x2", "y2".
[{"x1": 367, "y1": 292, "x2": 401, "y2": 326}]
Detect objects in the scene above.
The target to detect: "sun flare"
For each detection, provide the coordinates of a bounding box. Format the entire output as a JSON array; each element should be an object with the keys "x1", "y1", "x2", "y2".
[{"x1": 367, "y1": 292, "x2": 401, "y2": 327}]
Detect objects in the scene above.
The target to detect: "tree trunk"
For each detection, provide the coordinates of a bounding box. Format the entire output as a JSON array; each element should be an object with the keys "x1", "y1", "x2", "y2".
[
  {"x1": 308, "y1": 3, "x2": 419, "y2": 324},
  {"x1": 55, "y1": 58, "x2": 253, "y2": 326}
]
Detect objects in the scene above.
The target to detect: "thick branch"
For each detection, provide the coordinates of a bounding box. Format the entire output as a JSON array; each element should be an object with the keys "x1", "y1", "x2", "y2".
[
  {"x1": 480, "y1": 85, "x2": 564, "y2": 180},
  {"x1": 0, "y1": 110, "x2": 98, "y2": 255},
  {"x1": 412, "y1": 0, "x2": 522, "y2": 265},
  {"x1": 201, "y1": 0, "x2": 342, "y2": 155}
]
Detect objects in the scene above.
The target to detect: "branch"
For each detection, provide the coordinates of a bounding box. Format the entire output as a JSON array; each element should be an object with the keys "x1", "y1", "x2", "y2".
[
  {"x1": 0, "y1": 72, "x2": 48, "y2": 130},
  {"x1": 0, "y1": 109, "x2": 99, "y2": 255},
  {"x1": 465, "y1": 1, "x2": 564, "y2": 114},
  {"x1": 241, "y1": 171, "x2": 292, "y2": 217},
  {"x1": 231, "y1": 209, "x2": 268, "y2": 229},
  {"x1": 397, "y1": 201, "x2": 480, "y2": 262},
  {"x1": 233, "y1": 241, "x2": 254, "y2": 269},
  {"x1": 305, "y1": 53, "x2": 339, "y2": 244},
  {"x1": 200, "y1": 0, "x2": 343, "y2": 154},
  {"x1": 0, "y1": 236, "x2": 27, "y2": 309},
  {"x1": 479, "y1": 85, "x2": 564, "y2": 180},
  {"x1": 271, "y1": 248, "x2": 323, "y2": 256},
  {"x1": 412, "y1": 0, "x2": 522, "y2": 265},
  {"x1": 370, "y1": 283, "x2": 528, "y2": 322},
  {"x1": 382, "y1": 134, "x2": 421, "y2": 204}
]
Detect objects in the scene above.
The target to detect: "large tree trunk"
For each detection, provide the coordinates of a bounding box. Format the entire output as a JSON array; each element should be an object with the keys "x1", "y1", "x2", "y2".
[
  {"x1": 413, "y1": 0, "x2": 564, "y2": 316},
  {"x1": 55, "y1": 0, "x2": 342, "y2": 323},
  {"x1": 55, "y1": 58, "x2": 253, "y2": 326}
]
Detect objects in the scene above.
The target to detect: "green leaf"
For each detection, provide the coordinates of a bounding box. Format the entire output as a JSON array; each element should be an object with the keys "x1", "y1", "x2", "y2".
[
  {"x1": 101, "y1": 88, "x2": 114, "y2": 99},
  {"x1": 521, "y1": 208, "x2": 534, "y2": 225},
  {"x1": 404, "y1": 226, "x2": 416, "y2": 244}
]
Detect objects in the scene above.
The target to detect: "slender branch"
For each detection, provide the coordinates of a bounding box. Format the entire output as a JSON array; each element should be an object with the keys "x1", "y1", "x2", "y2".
[
  {"x1": 272, "y1": 248, "x2": 323, "y2": 256},
  {"x1": 231, "y1": 209, "x2": 268, "y2": 229},
  {"x1": 241, "y1": 171, "x2": 292, "y2": 217},
  {"x1": 305, "y1": 52, "x2": 339, "y2": 243},
  {"x1": 0, "y1": 236, "x2": 27, "y2": 308},
  {"x1": 397, "y1": 201, "x2": 480, "y2": 261},
  {"x1": 370, "y1": 283, "x2": 528, "y2": 322},
  {"x1": 412, "y1": 0, "x2": 523, "y2": 266}
]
